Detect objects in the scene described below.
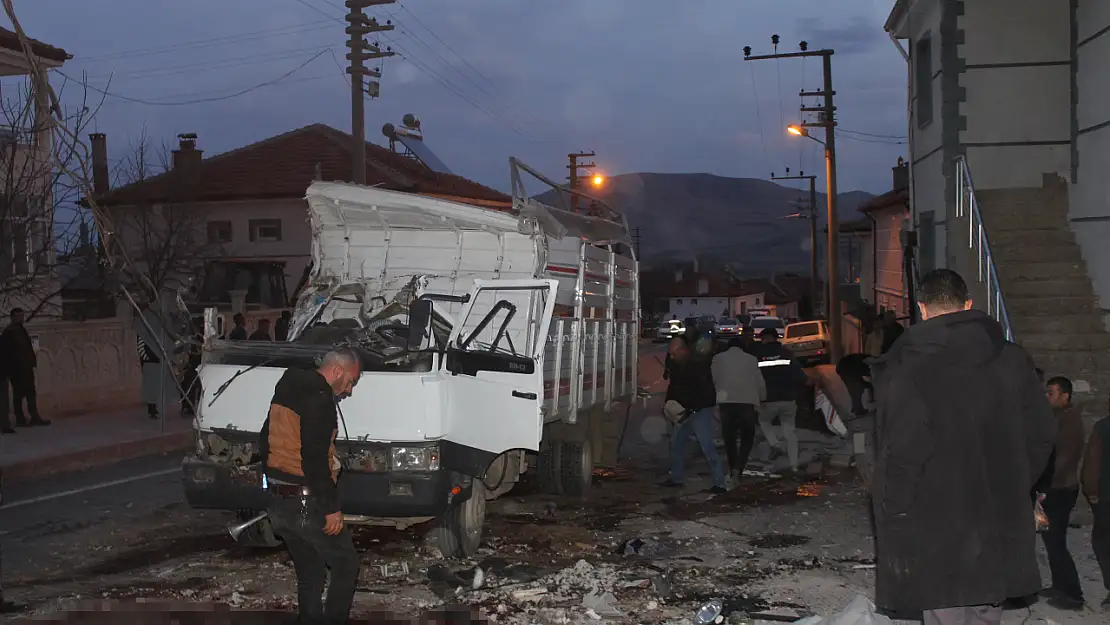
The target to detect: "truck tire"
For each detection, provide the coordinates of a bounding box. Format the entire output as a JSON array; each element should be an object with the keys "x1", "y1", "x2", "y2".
[
  {"x1": 536, "y1": 440, "x2": 563, "y2": 495},
  {"x1": 427, "y1": 480, "x2": 486, "y2": 558},
  {"x1": 558, "y1": 439, "x2": 593, "y2": 498},
  {"x1": 233, "y1": 510, "x2": 283, "y2": 548}
]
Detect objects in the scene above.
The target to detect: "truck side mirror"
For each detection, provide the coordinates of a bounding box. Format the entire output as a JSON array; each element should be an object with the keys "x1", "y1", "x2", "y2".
[{"x1": 408, "y1": 299, "x2": 433, "y2": 351}]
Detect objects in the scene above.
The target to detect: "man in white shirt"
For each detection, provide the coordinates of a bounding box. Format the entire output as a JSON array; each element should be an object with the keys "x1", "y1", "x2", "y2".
[{"x1": 711, "y1": 338, "x2": 766, "y2": 481}]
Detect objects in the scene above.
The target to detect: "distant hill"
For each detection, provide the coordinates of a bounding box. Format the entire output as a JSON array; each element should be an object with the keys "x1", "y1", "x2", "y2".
[{"x1": 535, "y1": 173, "x2": 873, "y2": 273}]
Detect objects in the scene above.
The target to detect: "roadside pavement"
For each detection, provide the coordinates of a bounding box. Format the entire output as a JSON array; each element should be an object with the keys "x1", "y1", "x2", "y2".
[{"x1": 0, "y1": 406, "x2": 194, "y2": 486}]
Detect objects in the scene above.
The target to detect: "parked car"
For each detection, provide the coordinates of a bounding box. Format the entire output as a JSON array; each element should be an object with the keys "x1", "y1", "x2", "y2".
[
  {"x1": 783, "y1": 320, "x2": 831, "y2": 364},
  {"x1": 749, "y1": 316, "x2": 786, "y2": 341},
  {"x1": 715, "y1": 317, "x2": 741, "y2": 338},
  {"x1": 656, "y1": 318, "x2": 686, "y2": 342}
]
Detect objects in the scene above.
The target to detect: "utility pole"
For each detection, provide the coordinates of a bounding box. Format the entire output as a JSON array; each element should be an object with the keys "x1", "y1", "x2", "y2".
[
  {"x1": 745, "y1": 39, "x2": 841, "y2": 362},
  {"x1": 346, "y1": 0, "x2": 396, "y2": 185},
  {"x1": 632, "y1": 227, "x2": 642, "y2": 258},
  {"x1": 567, "y1": 151, "x2": 596, "y2": 211},
  {"x1": 772, "y1": 171, "x2": 819, "y2": 316}
]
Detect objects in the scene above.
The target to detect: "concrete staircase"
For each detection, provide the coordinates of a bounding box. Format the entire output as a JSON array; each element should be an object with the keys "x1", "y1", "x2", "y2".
[{"x1": 976, "y1": 174, "x2": 1110, "y2": 403}]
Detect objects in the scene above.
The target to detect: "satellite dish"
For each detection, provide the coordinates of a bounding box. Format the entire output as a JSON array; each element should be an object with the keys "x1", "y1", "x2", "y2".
[
  {"x1": 402, "y1": 114, "x2": 420, "y2": 130},
  {"x1": 382, "y1": 123, "x2": 396, "y2": 139}
]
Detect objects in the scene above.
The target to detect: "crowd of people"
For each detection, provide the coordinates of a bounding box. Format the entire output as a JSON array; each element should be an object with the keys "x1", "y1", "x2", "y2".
[{"x1": 659, "y1": 269, "x2": 1110, "y2": 623}]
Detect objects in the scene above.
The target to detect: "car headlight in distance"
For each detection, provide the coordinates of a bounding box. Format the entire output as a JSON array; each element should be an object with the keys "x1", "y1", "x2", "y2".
[{"x1": 391, "y1": 446, "x2": 440, "y2": 471}]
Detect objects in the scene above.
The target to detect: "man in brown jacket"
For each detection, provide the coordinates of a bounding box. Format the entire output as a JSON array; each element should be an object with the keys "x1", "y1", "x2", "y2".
[
  {"x1": 1040, "y1": 376, "x2": 1087, "y2": 611},
  {"x1": 1081, "y1": 395, "x2": 1110, "y2": 610},
  {"x1": 260, "y1": 347, "x2": 362, "y2": 625}
]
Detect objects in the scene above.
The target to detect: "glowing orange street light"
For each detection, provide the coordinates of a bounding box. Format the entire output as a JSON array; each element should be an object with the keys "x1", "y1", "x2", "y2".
[
  {"x1": 787, "y1": 124, "x2": 805, "y2": 137},
  {"x1": 591, "y1": 174, "x2": 604, "y2": 187}
]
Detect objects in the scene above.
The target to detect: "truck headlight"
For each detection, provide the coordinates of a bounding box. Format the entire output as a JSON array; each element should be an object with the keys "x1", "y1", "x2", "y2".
[{"x1": 391, "y1": 446, "x2": 440, "y2": 471}]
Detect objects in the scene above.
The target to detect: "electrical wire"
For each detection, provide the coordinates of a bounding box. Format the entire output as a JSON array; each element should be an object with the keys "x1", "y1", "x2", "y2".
[
  {"x1": 399, "y1": 2, "x2": 499, "y2": 92},
  {"x1": 56, "y1": 50, "x2": 330, "y2": 107},
  {"x1": 83, "y1": 45, "x2": 339, "y2": 82},
  {"x1": 67, "y1": 20, "x2": 336, "y2": 63},
  {"x1": 747, "y1": 63, "x2": 770, "y2": 170},
  {"x1": 839, "y1": 128, "x2": 907, "y2": 139},
  {"x1": 838, "y1": 133, "x2": 907, "y2": 145}
]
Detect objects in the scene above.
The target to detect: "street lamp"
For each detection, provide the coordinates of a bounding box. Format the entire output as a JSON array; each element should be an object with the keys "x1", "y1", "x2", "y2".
[
  {"x1": 787, "y1": 124, "x2": 805, "y2": 137},
  {"x1": 591, "y1": 174, "x2": 604, "y2": 187}
]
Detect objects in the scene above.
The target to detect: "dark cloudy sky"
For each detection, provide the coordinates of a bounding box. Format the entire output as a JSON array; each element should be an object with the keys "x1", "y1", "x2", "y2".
[{"x1": 8, "y1": 0, "x2": 908, "y2": 196}]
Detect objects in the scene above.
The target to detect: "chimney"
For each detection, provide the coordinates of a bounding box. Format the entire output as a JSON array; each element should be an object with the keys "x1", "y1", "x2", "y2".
[
  {"x1": 172, "y1": 133, "x2": 203, "y2": 172},
  {"x1": 674, "y1": 268, "x2": 683, "y2": 283},
  {"x1": 90, "y1": 133, "x2": 109, "y2": 196},
  {"x1": 697, "y1": 277, "x2": 709, "y2": 295},
  {"x1": 893, "y1": 157, "x2": 908, "y2": 191}
]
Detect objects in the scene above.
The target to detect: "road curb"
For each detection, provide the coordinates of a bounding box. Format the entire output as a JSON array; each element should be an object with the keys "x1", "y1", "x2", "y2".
[{"x1": 0, "y1": 431, "x2": 194, "y2": 486}]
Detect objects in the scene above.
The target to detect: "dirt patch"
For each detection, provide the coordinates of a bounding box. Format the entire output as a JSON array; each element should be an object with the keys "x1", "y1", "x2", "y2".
[{"x1": 749, "y1": 534, "x2": 812, "y2": 549}]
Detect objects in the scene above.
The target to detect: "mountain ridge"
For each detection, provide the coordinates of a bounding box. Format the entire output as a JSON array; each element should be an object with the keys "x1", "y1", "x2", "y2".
[{"x1": 535, "y1": 172, "x2": 875, "y2": 271}]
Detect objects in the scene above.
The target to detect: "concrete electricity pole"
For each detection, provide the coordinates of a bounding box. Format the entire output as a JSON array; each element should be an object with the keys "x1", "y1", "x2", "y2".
[
  {"x1": 745, "y1": 38, "x2": 842, "y2": 362},
  {"x1": 772, "y1": 171, "x2": 819, "y2": 316},
  {"x1": 346, "y1": 0, "x2": 396, "y2": 185},
  {"x1": 567, "y1": 151, "x2": 596, "y2": 211}
]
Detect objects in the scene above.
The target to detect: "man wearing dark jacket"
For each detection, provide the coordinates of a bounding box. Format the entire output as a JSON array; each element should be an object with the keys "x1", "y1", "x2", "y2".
[
  {"x1": 751, "y1": 328, "x2": 808, "y2": 473},
  {"x1": 260, "y1": 348, "x2": 362, "y2": 625},
  {"x1": 0, "y1": 309, "x2": 49, "y2": 427},
  {"x1": 870, "y1": 269, "x2": 1055, "y2": 625},
  {"x1": 1080, "y1": 396, "x2": 1110, "y2": 609},
  {"x1": 1038, "y1": 376, "x2": 1086, "y2": 610},
  {"x1": 660, "y1": 337, "x2": 726, "y2": 493}
]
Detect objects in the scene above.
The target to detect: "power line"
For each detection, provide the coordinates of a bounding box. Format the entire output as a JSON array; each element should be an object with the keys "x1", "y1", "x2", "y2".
[
  {"x1": 839, "y1": 128, "x2": 907, "y2": 139},
  {"x1": 838, "y1": 134, "x2": 907, "y2": 145},
  {"x1": 82, "y1": 45, "x2": 338, "y2": 82},
  {"x1": 67, "y1": 20, "x2": 336, "y2": 63},
  {"x1": 398, "y1": 2, "x2": 499, "y2": 92},
  {"x1": 56, "y1": 50, "x2": 330, "y2": 107}
]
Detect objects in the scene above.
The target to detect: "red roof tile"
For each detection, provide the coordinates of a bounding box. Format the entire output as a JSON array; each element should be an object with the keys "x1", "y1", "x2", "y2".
[
  {"x1": 0, "y1": 27, "x2": 70, "y2": 63},
  {"x1": 96, "y1": 124, "x2": 510, "y2": 207}
]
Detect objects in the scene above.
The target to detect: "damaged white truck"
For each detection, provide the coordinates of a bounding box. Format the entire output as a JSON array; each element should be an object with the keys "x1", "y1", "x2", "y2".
[{"x1": 181, "y1": 159, "x2": 640, "y2": 557}]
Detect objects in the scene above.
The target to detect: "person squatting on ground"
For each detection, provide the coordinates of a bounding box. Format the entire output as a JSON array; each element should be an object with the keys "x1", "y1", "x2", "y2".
[
  {"x1": 711, "y1": 337, "x2": 766, "y2": 482},
  {"x1": 260, "y1": 348, "x2": 363, "y2": 625},
  {"x1": 1081, "y1": 395, "x2": 1110, "y2": 609},
  {"x1": 751, "y1": 327, "x2": 807, "y2": 473},
  {"x1": 1038, "y1": 375, "x2": 1086, "y2": 611},
  {"x1": 870, "y1": 269, "x2": 1055, "y2": 625},
  {"x1": 660, "y1": 337, "x2": 727, "y2": 493}
]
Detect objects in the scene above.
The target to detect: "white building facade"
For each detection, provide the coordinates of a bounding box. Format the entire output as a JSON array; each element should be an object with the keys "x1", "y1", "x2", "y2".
[{"x1": 886, "y1": 0, "x2": 1110, "y2": 397}]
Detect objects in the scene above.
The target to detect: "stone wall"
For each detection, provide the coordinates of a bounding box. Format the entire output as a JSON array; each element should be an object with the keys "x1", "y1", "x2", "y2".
[{"x1": 23, "y1": 317, "x2": 142, "y2": 416}]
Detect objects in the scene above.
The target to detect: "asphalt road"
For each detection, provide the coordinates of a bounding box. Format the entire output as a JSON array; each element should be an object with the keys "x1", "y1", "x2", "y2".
[{"x1": 0, "y1": 450, "x2": 196, "y2": 580}]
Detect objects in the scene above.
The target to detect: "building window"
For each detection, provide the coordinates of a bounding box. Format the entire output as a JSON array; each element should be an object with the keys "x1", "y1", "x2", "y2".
[
  {"x1": 691, "y1": 299, "x2": 698, "y2": 305},
  {"x1": 915, "y1": 35, "x2": 933, "y2": 128},
  {"x1": 207, "y1": 220, "x2": 232, "y2": 243},
  {"x1": 248, "y1": 219, "x2": 282, "y2": 242},
  {"x1": 675, "y1": 299, "x2": 683, "y2": 305},
  {"x1": 1, "y1": 195, "x2": 47, "y2": 278}
]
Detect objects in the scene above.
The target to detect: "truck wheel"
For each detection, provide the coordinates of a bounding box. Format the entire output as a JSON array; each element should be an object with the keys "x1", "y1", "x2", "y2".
[
  {"x1": 233, "y1": 510, "x2": 283, "y2": 548},
  {"x1": 536, "y1": 440, "x2": 563, "y2": 495},
  {"x1": 558, "y1": 439, "x2": 593, "y2": 498},
  {"x1": 427, "y1": 480, "x2": 486, "y2": 559}
]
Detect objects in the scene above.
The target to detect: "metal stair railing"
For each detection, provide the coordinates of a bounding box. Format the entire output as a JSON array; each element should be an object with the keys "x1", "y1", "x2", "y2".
[{"x1": 954, "y1": 155, "x2": 1014, "y2": 341}]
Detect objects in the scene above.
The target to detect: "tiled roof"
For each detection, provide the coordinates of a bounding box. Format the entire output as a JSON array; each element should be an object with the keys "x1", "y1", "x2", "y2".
[
  {"x1": 95, "y1": 124, "x2": 510, "y2": 207},
  {"x1": 860, "y1": 188, "x2": 909, "y2": 213},
  {"x1": 0, "y1": 27, "x2": 71, "y2": 63}
]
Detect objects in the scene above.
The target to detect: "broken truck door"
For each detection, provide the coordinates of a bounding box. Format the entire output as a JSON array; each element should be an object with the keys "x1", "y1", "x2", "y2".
[{"x1": 442, "y1": 279, "x2": 558, "y2": 456}]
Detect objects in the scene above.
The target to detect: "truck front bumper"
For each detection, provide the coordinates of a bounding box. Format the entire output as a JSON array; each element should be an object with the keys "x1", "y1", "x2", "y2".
[{"x1": 181, "y1": 455, "x2": 467, "y2": 517}]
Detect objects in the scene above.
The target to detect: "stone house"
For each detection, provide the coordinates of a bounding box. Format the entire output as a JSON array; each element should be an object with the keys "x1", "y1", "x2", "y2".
[{"x1": 886, "y1": 0, "x2": 1110, "y2": 398}]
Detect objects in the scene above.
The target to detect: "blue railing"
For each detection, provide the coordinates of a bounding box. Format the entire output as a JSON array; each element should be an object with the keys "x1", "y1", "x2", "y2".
[{"x1": 954, "y1": 156, "x2": 1014, "y2": 340}]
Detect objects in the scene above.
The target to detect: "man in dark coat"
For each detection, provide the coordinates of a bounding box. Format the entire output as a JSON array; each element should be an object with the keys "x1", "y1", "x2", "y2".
[
  {"x1": 869, "y1": 269, "x2": 1055, "y2": 625},
  {"x1": 0, "y1": 309, "x2": 49, "y2": 427}
]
